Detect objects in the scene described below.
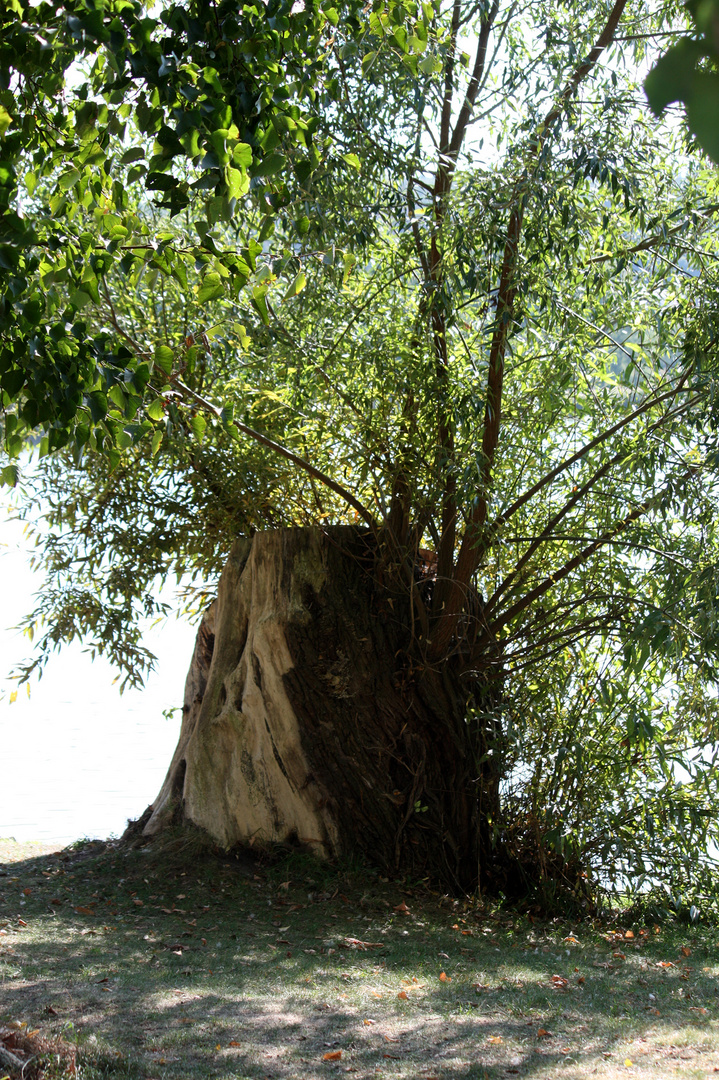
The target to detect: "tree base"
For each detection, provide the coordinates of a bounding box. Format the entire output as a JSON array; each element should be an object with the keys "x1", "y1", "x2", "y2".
[{"x1": 145, "y1": 527, "x2": 502, "y2": 891}]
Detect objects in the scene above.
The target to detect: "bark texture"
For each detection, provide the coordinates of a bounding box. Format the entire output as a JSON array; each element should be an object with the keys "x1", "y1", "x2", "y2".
[{"x1": 145, "y1": 526, "x2": 502, "y2": 891}]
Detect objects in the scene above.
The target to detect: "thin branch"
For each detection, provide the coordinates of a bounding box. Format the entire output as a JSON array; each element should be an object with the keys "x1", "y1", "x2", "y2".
[
  {"x1": 429, "y1": 0, "x2": 630, "y2": 657},
  {"x1": 447, "y1": 0, "x2": 501, "y2": 162},
  {"x1": 170, "y1": 375, "x2": 378, "y2": 528},
  {"x1": 440, "y1": 0, "x2": 462, "y2": 153},
  {"x1": 486, "y1": 379, "x2": 695, "y2": 546},
  {"x1": 484, "y1": 390, "x2": 699, "y2": 615},
  {"x1": 488, "y1": 474, "x2": 693, "y2": 637}
]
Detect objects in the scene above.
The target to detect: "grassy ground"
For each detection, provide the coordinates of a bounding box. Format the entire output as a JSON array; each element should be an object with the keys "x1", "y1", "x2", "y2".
[{"x1": 1, "y1": 836, "x2": 718, "y2": 1080}]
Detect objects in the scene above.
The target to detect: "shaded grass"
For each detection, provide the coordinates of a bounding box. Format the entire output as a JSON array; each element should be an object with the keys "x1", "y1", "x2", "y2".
[{"x1": 0, "y1": 836, "x2": 718, "y2": 1079}]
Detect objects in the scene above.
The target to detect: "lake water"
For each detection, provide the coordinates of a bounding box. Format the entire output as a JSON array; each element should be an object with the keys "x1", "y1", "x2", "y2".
[{"x1": 0, "y1": 511, "x2": 195, "y2": 844}]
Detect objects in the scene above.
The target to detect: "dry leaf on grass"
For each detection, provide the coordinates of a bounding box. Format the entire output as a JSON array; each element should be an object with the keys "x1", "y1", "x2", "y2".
[{"x1": 323, "y1": 1050, "x2": 342, "y2": 1061}]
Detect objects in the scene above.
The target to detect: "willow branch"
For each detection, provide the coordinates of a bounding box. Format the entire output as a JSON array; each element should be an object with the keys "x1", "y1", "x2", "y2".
[{"x1": 170, "y1": 376, "x2": 377, "y2": 529}]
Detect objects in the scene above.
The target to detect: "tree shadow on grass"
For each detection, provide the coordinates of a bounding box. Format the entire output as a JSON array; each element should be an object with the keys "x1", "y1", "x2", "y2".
[{"x1": 1, "y1": 844, "x2": 717, "y2": 1079}]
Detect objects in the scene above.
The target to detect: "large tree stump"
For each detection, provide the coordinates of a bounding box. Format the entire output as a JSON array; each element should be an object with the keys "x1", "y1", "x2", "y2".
[{"x1": 145, "y1": 526, "x2": 502, "y2": 891}]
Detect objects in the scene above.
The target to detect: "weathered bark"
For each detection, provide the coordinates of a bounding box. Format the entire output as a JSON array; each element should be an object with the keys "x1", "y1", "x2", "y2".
[{"x1": 145, "y1": 526, "x2": 503, "y2": 891}]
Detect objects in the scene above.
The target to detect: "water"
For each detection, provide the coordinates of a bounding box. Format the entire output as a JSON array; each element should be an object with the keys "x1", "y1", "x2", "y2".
[{"x1": 0, "y1": 512, "x2": 196, "y2": 844}]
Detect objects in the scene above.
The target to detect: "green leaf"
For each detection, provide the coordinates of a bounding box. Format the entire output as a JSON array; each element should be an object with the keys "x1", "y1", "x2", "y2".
[
  {"x1": 644, "y1": 39, "x2": 705, "y2": 116},
  {"x1": 58, "y1": 169, "x2": 81, "y2": 192},
  {"x1": 232, "y1": 143, "x2": 253, "y2": 169},
  {"x1": 283, "y1": 270, "x2": 307, "y2": 300},
  {"x1": 69, "y1": 289, "x2": 92, "y2": 309},
  {"x1": 342, "y1": 153, "x2": 361, "y2": 171},
  {"x1": 226, "y1": 165, "x2": 249, "y2": 200},
  {"x1": 342, "y1": 252, "x2": 356, "y2": 286},
  {"x1": 361, "y1": 51, "x2": 377, "y2": 77},
  {"x1": 190, "y1": 414, "x2": 207, "y2": 441},
  {"x1": 1, "y1": 463, "x2": 18, "y2": 487},
  {"x1": 0, "y1": 105, "x2": 13, "y2": 137},
  {"x1": 150, "y1": 427, "x2": 163, "y2": 457},
  {"x1": 154, "y1": 344, "x2": 174, "y2": 375},
  {"x1": 419, "y1": 53, "x2": 442, "y2": 74},
  {"x1": 121, "y1": 147, "x2": 146, "y2": 164},
  {"x1": 251, "y1": 152, "x2": 285, "y2": 177},
  {"x1": 88, "y1": 391, "x2": 107, "y2": 422},
  {"x1": 147, "y1": 398, "x2": 165, "y2": 421},
  {"x1": 686, "y1": 71, "x2": 719, "y2": 163},
  {"x1": 252, "y1": 286, "x2": 270, "y2": 325},
  {"x1": 197, "y1": 272, "x2": 224, "y2": 304}
]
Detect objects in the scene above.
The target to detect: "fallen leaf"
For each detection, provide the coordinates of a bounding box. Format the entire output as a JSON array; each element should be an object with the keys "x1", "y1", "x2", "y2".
[
  {"x1": 487, "y1": 1035, "x2": 502, "y2": 1044},
  {"x1": 625, "y1": 1059, "x2": 633, "y2": 1067},
  {"x1": 657, "y1": 961, "x2": 674, "y2": 968},
  {"x1": 44, "y1": 1006, "x2": 57, "y2": 1016},
  {"x1": 681, "y1": 946, "x2": 691, "y2": 957},
  {"x1": 17, "y1": 918, "x2": 27, "y2": 927},
  {"x1": 551, "y1": 974, "x2": 569, "y2": 989},
  {"x1": 537, "y1": 1028, "x2": 552, "y2": 1037},
  {"x1": 397, "y1": 991, "x2": 409, "y2": 1000},
  {"x1": 323, "y1": 1050, "x2": 342, "y2": 1061},
  {"x1": 613, "y1": 951, "x2": 626, "y2": 960},
  {"x1": 624, "y1": 930, "x2": 635, "y2": 939},
  {"x1": 394, "y1": 901, "x2": 411, "y2": 915},
  {"x1": 74, "y1": 906, "x2": 94, "y2": 915},
  {"x1": 23, "y1": 888, "x2": 31, "y2": 896},
  {"x1": 363, "y1": 1019, "x2": 375, "y2": 1026},
  {"x1": 689, "y1": 1006, "x2": 708, "y2": 1015},
  {"x1": 229, "y1": 1040, "x2": 242, "y2": 1046},
  {"x1": 439, "y1": 971, "x2": 451, "y2": 982}
]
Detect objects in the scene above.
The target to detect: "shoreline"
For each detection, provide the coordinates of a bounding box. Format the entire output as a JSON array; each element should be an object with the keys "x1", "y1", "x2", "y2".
[{"x1": 0, "y1": 838, "x2": 66, "y2": 863}]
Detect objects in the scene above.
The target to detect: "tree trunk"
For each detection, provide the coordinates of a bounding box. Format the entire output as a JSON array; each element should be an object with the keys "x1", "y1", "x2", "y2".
[{"x1": 144, "y1": 526, "x2": 503, "y2": 892}]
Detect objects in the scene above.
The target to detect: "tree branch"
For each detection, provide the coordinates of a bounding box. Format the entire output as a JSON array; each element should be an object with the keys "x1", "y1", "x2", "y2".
[
  {"x1": 488, "y1": 474, "x2": 690, "y2": 638},
  {"x1": 428, "y1": 0, "x2": 633, "y2": 657},
  {"x1": 484, "y1": 388, "x2": 698, "y2": 615},
  {"x1": 170, "y1": 377, "x2": 378, "y2": 529}
]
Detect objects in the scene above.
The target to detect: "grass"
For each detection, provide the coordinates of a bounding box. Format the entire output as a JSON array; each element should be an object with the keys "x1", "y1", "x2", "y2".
[{"x1": 1, "y1": 834, "x2": 718, "y2": 1080}]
